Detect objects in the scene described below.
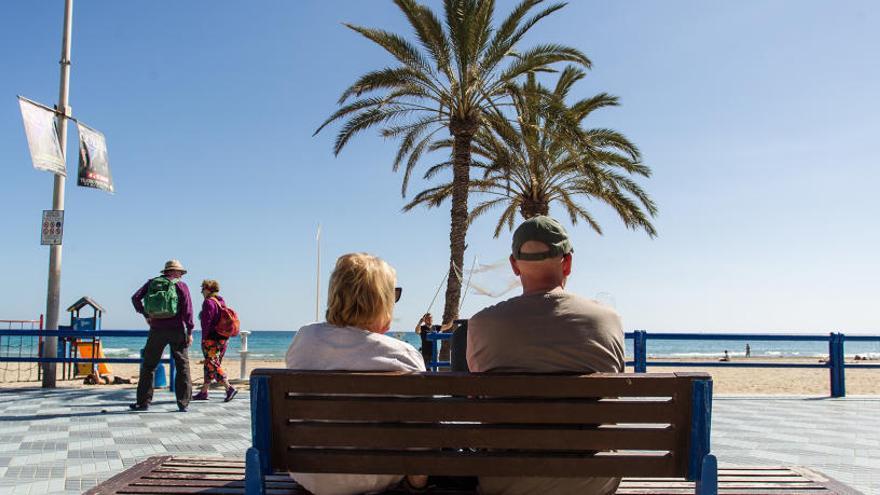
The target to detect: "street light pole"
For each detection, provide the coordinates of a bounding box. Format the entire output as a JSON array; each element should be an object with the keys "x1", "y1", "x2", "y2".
[{"x1": 42, "y1": 0, "x2": 74, "y2": 388}]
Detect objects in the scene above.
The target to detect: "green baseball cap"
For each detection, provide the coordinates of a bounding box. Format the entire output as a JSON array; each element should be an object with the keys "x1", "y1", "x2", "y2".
[{"x1": 511, "y1": 216, "x2": 573, "y2": 261}]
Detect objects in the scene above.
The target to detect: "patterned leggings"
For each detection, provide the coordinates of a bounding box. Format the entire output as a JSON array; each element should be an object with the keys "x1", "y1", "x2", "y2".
[{"x1": 201, "y1": 338, "x2": 228, "y2": 384}]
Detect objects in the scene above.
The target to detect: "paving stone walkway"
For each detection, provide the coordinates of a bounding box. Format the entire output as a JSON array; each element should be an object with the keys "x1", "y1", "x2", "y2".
[{"x1": 0, "y1": 387, "x2": 877, "y2": 494}]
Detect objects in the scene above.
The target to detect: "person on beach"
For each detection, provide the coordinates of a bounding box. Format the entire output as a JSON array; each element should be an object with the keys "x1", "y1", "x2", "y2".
[
  {"x1": 467, "y1": 216, "x2": 625, "y2": 495},
  {"x1": 415, "y1": 312, "x2": 435, "y2": 367},
  {"x1": 285, "y1": 253, "x2": 427, "y2": 495},
  {"x1": 130, "y1": 259, "x2": 194, "y2": 412},
  {"x1": 745, "y1": 343, "x2": 751, "y2": 358},
  {"x1": 192, "y1": 279, "x2": 237, "y2": 402},
  {"x1": 721, "y1": 350, "x2": 731, "y2": 362}
]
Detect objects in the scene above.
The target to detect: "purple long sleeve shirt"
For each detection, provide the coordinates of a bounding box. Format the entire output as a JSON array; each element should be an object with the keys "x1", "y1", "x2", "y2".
[
  {"x1": 199, "y1": 295, "x2": 226, "y2": 340},
  {"x1": 132, "y1": 278, "x2": 195, "y2": 333}
]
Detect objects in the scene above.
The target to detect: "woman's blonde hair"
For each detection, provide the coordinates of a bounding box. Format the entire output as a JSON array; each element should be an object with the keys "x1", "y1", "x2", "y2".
[
  {"x1": 201, "y1": 279, "x2": 220, "y2": 295},
  {"x1": 326, "y1": 253, "x2": 396, "y2": 330}
]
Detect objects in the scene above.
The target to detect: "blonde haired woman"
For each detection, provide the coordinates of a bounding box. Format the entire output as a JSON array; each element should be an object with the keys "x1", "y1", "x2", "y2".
[{"x1": 285, "y1": 253, "x2": 426, "y2": 495}]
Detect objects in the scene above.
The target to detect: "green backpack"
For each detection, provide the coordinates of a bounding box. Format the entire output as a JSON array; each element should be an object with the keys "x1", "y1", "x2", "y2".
[{"x1": 143, "y1": 276, "x2": 179, "y2": 319}]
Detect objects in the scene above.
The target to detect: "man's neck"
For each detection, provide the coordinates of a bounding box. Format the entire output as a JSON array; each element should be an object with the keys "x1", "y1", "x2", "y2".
[{"x1": 521, "y1": 284, "x2": 564, "y2": 296}]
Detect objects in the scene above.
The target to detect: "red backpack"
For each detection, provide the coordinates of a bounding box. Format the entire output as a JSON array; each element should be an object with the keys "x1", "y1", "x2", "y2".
[{"x1": 213, "y1": 297, "x2": 240, "y2": 338}]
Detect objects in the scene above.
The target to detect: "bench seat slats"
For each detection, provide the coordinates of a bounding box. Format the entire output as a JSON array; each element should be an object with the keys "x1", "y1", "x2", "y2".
[
  {"x1": 275, "y1": 370, "x2": 688, "y2": 398},
  {"x1": 87, "y1": 456, "x2": 857, "y2": 495},
  {"x1": 284, "y1": 396, "x2": 679, "y2": 424},
  {"x1": 287, "y1": 422, "x2": 678, "y2": 451},
  {"x1": 283, "y1": 449, "x2": 679, "y2": 477}
]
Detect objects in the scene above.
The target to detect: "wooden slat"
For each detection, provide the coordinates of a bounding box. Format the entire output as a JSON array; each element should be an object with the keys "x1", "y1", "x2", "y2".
[
  {"x1": 622, "y1": 481, "x2": 822, "y2": 488},
  {"x1": 283, "y1": 396, "x2": 678, "y2": 424},
  {"x1": 160, "y1": 460, "x2": 244, "y2": 467},
  {"x1": 283, "y1": 449, "x2": 678, "y2": 478},
  {"x1": 153, "y1": 466, "x2": 246, "y2": 475},
  {"x1": 118, "y1": 488, "x2": 244, "y2": 494},
  {"x1": 133, "y1": 479, "x2": 243, "y2": 488},
  {"x1": 791, "y1": 466, "x2": 866, "y2": 495},
  {"x1": 287, "y1": 422, "x2": 677, "y2": 451},
  {"x1": 142, "y1": 473, "x2": 243, "y2": 481},
  {"x1": 257, "y1": 369, "x2": 695, "y2": 398},
  {"x1": 85, "y1": 456, "x2": 172, "y2": 495},
  {"x1": 618, "y1": 491, "x2": 831, "y2": 495}
]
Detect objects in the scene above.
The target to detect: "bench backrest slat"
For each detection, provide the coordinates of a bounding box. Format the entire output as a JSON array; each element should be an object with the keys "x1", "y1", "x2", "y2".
[
  {"x1": 251, "y1": 370, "x2": 711, "y2": 480},
  {"x1": 287, "y1": 423, "x2": 678, "y2": 451},
  {"x1": 284, "y1": 397, "x2": 679, "y2": 424},
  {"x1": 276, "y1": 371, "x2": 685, "y2": 397}
]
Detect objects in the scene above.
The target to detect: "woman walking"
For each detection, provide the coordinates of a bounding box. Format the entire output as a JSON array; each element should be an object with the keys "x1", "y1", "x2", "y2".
[{"x1": 192, "y1": 279, "x2": 237, "y2": 402}]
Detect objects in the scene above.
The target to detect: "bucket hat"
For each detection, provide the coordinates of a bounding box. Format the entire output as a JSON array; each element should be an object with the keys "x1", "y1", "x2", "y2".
[{"x1": 161, "y1": 259, "x2": 187, "y2": 275}]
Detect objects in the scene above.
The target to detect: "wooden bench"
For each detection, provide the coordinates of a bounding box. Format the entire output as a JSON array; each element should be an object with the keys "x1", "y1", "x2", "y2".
[
  {"x1": 87, "y1": 370, "x2": 864, "y2": 494},
  {"x1": 244, "y1": 369, "x2": 718, "y2": 495},
  {"x1": 86, "y1": 457, "x2": 862, "y2": 494}
]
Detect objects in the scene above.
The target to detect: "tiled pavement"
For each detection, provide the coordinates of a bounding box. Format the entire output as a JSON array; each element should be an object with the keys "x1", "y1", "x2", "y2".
[
  {"x1": 0, "y1": 387, "x2": 250, "y2": 494},
  {"x1": 0, "y1": 388, "x2": 877, "y2": 494}
]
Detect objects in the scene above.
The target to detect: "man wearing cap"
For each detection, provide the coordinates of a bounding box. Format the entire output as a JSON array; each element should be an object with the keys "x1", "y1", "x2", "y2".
[
  {"x1": 130, "y1": 260, "x2": 195, "y2": 412},
  {"x1": 467, "y1": 216, "x2": 625, "y2": 495}
]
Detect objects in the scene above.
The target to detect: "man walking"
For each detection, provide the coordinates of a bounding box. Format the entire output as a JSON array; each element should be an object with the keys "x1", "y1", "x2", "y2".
[
  {"x1": 130, "y1": 259, "x2": 194, "y2": 412},
  {"x1": 467, "y1": 216, "x2": 625, "y2": 495}
]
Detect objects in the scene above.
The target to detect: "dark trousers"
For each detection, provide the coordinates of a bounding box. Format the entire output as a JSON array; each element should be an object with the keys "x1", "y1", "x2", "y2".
[{"x1": 136, "y1": 328, "x2": 192, "y2": 408}]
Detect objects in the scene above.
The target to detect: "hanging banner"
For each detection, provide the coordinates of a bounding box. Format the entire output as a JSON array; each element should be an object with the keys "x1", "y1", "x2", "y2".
[
  {"x1": 41, "y1": 210, "x2": 64, "y2": 245},
  {"x1": 18, "y1": 97, "x2": 66, "y2": 176},
  {"x1": 76, "y1": 122, "x2": 114, "y2": 194}
]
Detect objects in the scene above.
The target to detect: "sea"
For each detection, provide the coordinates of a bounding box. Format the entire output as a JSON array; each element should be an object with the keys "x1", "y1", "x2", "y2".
[{"x1": 88, "y1": 330, "x2": 880, "y2": 361}]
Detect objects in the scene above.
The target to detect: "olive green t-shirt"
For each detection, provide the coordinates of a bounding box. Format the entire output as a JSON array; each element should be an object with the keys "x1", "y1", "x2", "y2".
[
  {"x1": 466, "y1": 288, "x2": 625, "y2": 373},
  {"x1": 465, "y1": 288, "x2": 625, "y2": 495}
]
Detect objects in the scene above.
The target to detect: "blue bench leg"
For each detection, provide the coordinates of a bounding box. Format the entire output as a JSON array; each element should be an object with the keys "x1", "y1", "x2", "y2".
[
  {"x1": 245, "y1": 447, "x2": 266, "y2": 495},
  {"x1": 695, "y1": 454, "x2": 718, "y2": 495}
]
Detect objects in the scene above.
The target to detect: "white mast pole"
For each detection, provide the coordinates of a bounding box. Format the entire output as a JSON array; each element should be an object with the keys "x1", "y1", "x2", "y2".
[{"x1": 315, "y1": 224, "x2": 321, "y2": 322}]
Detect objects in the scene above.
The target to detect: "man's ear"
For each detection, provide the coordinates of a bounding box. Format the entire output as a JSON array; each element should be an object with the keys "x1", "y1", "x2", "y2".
[
  {"x1": 561, "y1": 253, "x2": 572, "y2": 277},
  {"x1": 509, "y1": 255, "x2": 521, "y2": 276}
]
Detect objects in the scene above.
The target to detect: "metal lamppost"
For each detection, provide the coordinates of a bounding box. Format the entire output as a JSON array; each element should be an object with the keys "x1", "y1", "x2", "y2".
[{"x1": 42, "y1": 0, "x2": 74, "y2": 388}]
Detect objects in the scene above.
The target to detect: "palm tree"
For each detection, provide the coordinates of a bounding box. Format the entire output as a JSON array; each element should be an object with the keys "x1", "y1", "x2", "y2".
[
  {"x1": 404, "y1": 66, "x2": 658, "y2": 238},
  {"x1": 315, "y1": 0, "x2": 590, "y2": 325}
]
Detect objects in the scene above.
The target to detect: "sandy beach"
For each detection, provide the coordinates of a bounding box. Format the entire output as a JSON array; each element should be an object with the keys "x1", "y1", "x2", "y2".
[{"x1": 1, "y1": 356, "x2": 878, "y2": 395}]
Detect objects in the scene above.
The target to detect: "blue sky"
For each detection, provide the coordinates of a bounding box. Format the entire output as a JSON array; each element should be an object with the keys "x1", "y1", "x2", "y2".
[{"x1": 1, "y1": 1, "x2": 877, "y2": 334}]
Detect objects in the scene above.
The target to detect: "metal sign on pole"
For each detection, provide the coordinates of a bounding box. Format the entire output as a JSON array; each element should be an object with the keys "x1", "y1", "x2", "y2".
[{"x1": 40, "y1": 210, "x2": 64, "y2": 246}]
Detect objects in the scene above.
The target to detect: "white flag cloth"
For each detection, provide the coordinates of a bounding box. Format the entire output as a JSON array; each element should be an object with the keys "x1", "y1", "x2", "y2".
[
  {"x1": 76, "y1": 122, "x2": 114, "y2": 193},
  {"x1": 18, "y1": 97, "x2": 66, "y2": 176}
]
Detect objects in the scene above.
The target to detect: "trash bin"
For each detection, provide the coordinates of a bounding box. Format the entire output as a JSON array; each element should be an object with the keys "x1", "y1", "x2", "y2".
[
  {"x1": 153, "y1": 362, "x2": 168, "y2": 388},
  {"x1": 140, "y1": 348, "x2": 168, "y2": 388}
]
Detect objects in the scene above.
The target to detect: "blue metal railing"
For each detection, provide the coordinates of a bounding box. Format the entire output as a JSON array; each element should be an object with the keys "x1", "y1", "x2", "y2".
[
  {"x1": 0, "y1": 329, "x2": 176, "y2": 390},
  {"x1": 425, "y1": 329, "x2": 880, "y2": 397}
]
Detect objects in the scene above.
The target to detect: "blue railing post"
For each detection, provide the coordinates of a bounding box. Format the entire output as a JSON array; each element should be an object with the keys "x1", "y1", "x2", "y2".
[
  {"x1": 829, "y1": 332, "x2": 846, "y2": 398},
  {"x1": 689, "y1": 378, "x2": 716, "y2": 495},
  {"x1": 838, "y1": 332, "x2": 847, "y2": 397},
  {"x1": 834, "y1": 332, "x2": 846, "y2": 397},
  {"x1": 430, "y1": 331, "x2": 439, "y2": 372},
  {"x1": 247, "y1": 374, "x2": 271, "y2": 495},
  {"x1": 634, "y1": 330, "x2": 647, "y2": 373}
]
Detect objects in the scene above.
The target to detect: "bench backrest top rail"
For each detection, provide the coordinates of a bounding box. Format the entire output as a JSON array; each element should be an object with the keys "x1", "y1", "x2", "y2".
[{"x1": 250, "y1": 370, "x2": 712, "y2": 480}]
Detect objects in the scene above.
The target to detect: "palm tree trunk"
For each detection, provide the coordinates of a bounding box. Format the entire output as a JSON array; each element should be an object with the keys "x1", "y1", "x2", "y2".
[
  {"x1": 441, "y1": 127, "x2": 473, "y2": 329},
  {"x1": 520, "y1": 197, "x2": 549, "y2": 219}
]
